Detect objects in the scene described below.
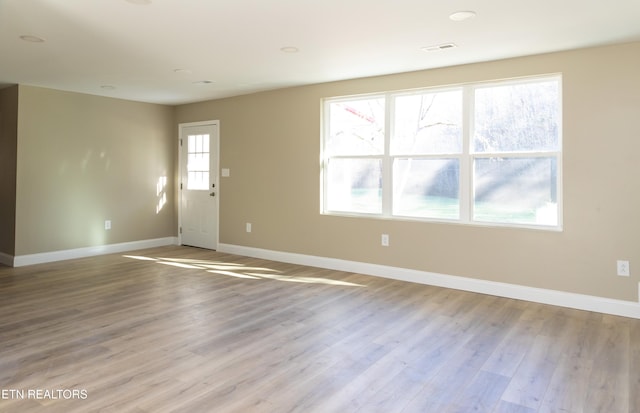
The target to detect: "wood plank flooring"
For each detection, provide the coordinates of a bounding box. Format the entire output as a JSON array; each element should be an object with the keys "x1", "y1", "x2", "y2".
[{"x1": 0, "y1": 245, "x2": 638, "y2": 412}]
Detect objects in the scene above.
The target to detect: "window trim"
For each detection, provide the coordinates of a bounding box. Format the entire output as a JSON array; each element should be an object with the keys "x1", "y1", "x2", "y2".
[{"x1": 321, "y1": 74, "x2": 563, "y2": 231}]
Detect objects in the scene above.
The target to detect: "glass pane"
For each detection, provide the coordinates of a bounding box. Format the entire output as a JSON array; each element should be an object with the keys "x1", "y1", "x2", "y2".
[
  {"x1": 393, "y1": 158, "x2": 459, "y2": 219},
  {"x1": 326, "y1": 98, "x2": 385, "y2": 156},
  {"x1": 392, "y1": 90, "x2": 462, "y2": 155},
  {"x1": 474, "y1": 157, "x2": 558, "y2": 225},
  {"x1": 202, "y1": 134, "x2": 209, "y2": 153},
  {"x1": 187, "y1": 154, "x2": 197, "y2": 170},
  {"x1": 473, "y1": 80, "x2": 560, "y2": 153},
  {"x1": 327, "y1": 158, "x2": 382, "y2": 213},
  {"x1": 188, "y1": 153, "x2": 205, "y2": 172},
  {"x1": 186, "y1": 133, "x2": 210, "y2": 190},
  {"x1": 202, "y1": 153, "x2": 209, "y2": 171},
  {"x1": 188, "y1": 171, "x2": 208, "y2": 190}
]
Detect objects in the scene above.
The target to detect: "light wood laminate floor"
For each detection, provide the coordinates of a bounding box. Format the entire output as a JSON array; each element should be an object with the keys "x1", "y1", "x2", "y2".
[{"x1": 0, "y1": 245, "x2": 638, "y2": 412}]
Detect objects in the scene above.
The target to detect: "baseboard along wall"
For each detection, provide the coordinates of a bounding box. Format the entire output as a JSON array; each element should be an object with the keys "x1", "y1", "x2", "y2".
[
  {"x1": 5, "y1": 239, "x2": 639, "y2": 319},
  {"x1": 217, "y1": 243, "x2": 640, "y2": 320},
  {"x1": 11, "y1": 237, "x2": 178, "y2": 267}
]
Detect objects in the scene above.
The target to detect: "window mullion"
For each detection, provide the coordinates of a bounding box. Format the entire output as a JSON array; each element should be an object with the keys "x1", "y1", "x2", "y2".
[
  {"x1": 382, "y1": 93, "x2": 393, "y2": 216},
  {"x1": 460, "y1": 85, "x2": 473, "y2": 223}
]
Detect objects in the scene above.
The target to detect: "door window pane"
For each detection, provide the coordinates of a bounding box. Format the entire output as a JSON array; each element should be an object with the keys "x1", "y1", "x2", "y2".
[{"x1": 187, "y1": 134, "x2": 210, "y2": 190}]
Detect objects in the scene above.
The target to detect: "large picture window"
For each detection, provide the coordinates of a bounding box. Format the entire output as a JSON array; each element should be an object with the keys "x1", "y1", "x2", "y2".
[{"x1": 321, "y1": 75, "x2": 562, "y2": 229}]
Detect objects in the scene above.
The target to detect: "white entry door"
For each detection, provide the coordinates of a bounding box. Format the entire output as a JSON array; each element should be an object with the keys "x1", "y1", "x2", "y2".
[{"x1": 179, "y1": 121, "x2": 219, "y2": 250}]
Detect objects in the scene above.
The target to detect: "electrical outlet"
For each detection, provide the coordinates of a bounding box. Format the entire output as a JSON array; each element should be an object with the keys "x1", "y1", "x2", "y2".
[
  {"x1": 617, "y1": 260, "x2": 630, "y2": 277},
  {"x1": 381, "y1": 234, "x2": 389, "y2": 247},
  {"x1": 246, "y1": 223, "x2": 252, "y2": 233},
  {"x1": 105, "y1": 220, "x2": 111, "y2": 230}
]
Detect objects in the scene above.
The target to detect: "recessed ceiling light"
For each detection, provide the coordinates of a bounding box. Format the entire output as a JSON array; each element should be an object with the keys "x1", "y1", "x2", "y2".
[
  {"x1": 19, "y1": 35, "x2": 45, "y2": 43},
  {"x1": 449, "y1": 11, "x2": 476, "y2": 21},
  {"x1": 100, "y1": 85, "x2": 116, "y2": 90},
  {"x1": 421, "y1": 43, "x2": 458, "y2": 52},
  {"x1": 174, "y1": 69, "x2": 192, "y2": 75},
  {"x1": 192, "y1": 80, "x2": 215, "y2": 85},
  {"x1": 280, "y1": 46, "x2": 299, "y2": 53}
]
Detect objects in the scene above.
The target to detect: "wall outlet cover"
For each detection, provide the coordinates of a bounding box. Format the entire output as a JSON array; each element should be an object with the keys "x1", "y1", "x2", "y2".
[{"x1": 617, "y1": 260, "x2": 630, "y2": 277}]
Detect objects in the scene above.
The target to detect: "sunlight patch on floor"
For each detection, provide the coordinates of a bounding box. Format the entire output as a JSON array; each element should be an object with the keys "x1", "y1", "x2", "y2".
[{"x1": 123, "y1": 254, "x2": 365, "y2": 287}]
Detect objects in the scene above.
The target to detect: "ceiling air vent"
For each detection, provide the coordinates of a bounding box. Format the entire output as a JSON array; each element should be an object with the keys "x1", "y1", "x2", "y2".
[{"x1": 421, "y1": 43, "x2": 458, "y2": 52}]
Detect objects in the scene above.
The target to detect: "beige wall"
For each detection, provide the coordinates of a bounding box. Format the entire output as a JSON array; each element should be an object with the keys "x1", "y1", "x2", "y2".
[
  {"x1": 15, "y1": 86, "x2": 176, "y2": 255},
  {"x1": 7, "y1": 43, "x2": 638, "y2": 303},
  {"x1": 0, "y1": 85, "x2": 18, "y2": 256},
  {"x1": 175, "y1": 42, "x2": 640, "y2": 302}
]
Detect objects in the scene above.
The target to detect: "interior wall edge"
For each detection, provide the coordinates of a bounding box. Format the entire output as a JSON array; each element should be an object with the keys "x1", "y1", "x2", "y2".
[{"x1": 0, "y1": 252, "x2": 13, "y2": 267}]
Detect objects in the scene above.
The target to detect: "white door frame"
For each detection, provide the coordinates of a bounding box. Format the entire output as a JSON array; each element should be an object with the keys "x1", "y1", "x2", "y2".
[{"x1": 178, "y1": 120, "x2": 220, "y2": 249}]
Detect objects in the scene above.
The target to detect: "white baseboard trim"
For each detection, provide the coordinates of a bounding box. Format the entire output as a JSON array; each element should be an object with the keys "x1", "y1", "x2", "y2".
[
  {"x1": 218, "y1": 243, "x2": 640, "y2": 319},
  {"x1": 0, "y1": 252, "x2": 13, "y2": 267},
  {"x1": 12, "y1": 237, "x2": 179, "y2": 267}
]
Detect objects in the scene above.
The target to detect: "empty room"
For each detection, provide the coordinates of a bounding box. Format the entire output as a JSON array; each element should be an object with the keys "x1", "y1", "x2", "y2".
[{"x1": 1, "y1": 1, "x2": 640, "y2": 412}]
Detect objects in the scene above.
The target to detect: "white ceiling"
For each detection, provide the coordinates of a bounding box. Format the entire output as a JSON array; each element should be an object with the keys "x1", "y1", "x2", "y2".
[{"x1": 2, "y1": 0, "x2": 640, "y2": 105}]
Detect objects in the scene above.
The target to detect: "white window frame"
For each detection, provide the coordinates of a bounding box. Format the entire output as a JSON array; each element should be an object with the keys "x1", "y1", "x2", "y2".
[{"x1": 321, "y1": 74, "x2": 563, "y2": 231}]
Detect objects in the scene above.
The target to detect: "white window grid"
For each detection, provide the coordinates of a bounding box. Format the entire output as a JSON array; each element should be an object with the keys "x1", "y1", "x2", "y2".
[{"x1": 321, "y1": 75, "x2": 563, "y2": 230}]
